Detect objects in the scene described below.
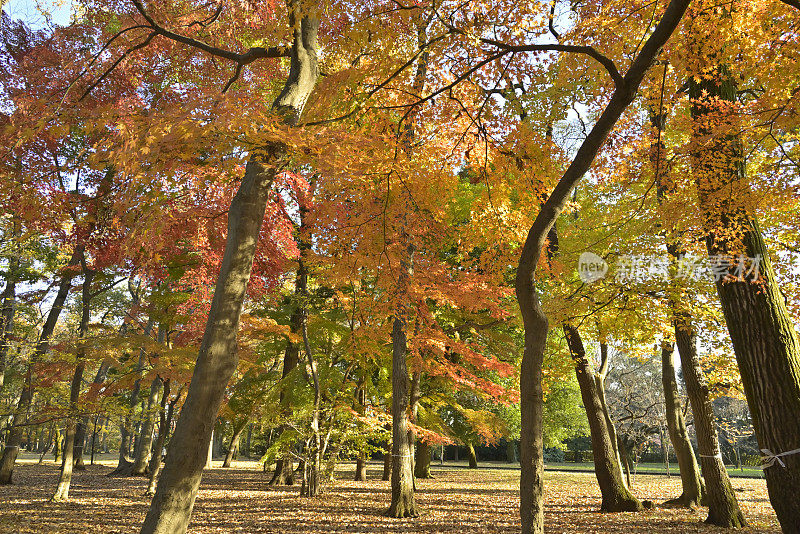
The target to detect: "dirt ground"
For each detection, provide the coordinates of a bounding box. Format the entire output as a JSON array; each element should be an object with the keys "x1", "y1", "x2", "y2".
[{"x1": 0, "y1": 458, "x2": 780, "y2": 533}]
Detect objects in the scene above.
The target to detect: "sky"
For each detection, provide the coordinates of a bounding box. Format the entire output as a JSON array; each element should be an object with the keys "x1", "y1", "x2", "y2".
[{"x1": 2, "y1": 0, "x2": 73, "y2": 28}]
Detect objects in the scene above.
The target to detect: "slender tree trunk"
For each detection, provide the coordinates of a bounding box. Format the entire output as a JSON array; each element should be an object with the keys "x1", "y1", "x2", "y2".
[
  {"x1": 140, "y1": 8, "x2": 318, "y2": 531},
  {"x1": 0, "y1": 244, "x2": 19, "y2": 395},
  {"x1": 52, "y1": 265, "x2": 94, "y2": 502},
  {"x1": 661, "y1": 342, "x2": 706, "y2": 508},
  {"x1": 688, "y1": 43, "x2": 800, "y2": 529},
  {"x1": 147, "y1": 380, "x2": 177, "y2": 496},
  {"x1": 0, "y1": 247, "x2": 81, "y2": 485},
  {"x1": 414, "y1": 441, "x2": 432, "y2": 478},
  {"x1": 675, "y1": 319, "x2": 745, "y2": 527},
  {"x1": 354, "y1": 383, "x2": 367, "y2": 481},
  {"x1": 565, "y1": 326, "x2": 642, "y2": 512},
  {"x1": 114, "y1": 316, "x2": 155, "y2": 474},
  {"x1": 649, "y1": 102, "x2": 706, "y2": 509},
  {"x1": 132, "y1": 378, "x2": 163, "y2": 476},
  {"x1": 222, "y1": 419, "x2": 247, "y2": 468}
]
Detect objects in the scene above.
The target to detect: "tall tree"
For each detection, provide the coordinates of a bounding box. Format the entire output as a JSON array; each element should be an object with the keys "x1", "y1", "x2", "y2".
[
  {"x1": 687, "y1": 6, "x2": 800, "y2": 526},
  {"x1": 514, "y1": 2, "x2": 692, "y2": 531},
  {"x1": 140, "y1": 2, "x2": 319, "y2": 531}
]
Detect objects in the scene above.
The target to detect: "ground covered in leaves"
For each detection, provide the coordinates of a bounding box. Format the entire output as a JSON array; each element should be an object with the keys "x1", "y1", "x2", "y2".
[{"x1": 0, "y1": 458, "x2": 780, "y2": 533}]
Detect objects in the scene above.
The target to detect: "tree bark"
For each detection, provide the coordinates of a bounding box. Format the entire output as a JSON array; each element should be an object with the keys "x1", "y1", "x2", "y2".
[
  {"x1": 689, "y1": 52, "x2": 800, "y2": 530},
  {"x1": 414, "y1": 441, "x2": 432, "y2": 478},
  {"x1": 661, "y1": 342, "x2": 705, "y2": 508},
  {"x1": 564, "y1": 326, "x2": 642, "y2": 512},
  {"x1": 514, "y1": 2, "x2": 691, "y2": 530},
  {"x1": 140, "y1": 5, "x2": 318, "y2": 531},
  {"x1": 386, "y1": 235, "x2": 418, "y2": 518},
  {"x1": 382, "y1": 445, "x2": 391, "y2": 481},
  {"x1": 0, "y1": 247, "x2": 81, "y2": 485}
]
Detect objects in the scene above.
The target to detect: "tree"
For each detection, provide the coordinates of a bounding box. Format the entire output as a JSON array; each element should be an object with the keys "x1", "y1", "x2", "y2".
[{"x1": 514, "y1": 2, "x2": 692, "y2": 531}]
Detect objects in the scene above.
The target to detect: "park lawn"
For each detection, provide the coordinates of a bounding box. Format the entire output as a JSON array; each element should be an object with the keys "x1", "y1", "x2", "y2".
[
  {"x1": 0, "y1": 459, "x2": 779, "y2": 533},
  {"x1": 542, "y1": 462, "x2": 765, "y2": 479}
]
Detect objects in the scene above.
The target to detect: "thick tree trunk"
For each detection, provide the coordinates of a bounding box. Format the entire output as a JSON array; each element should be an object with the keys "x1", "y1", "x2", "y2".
[
  {"x1": 506, "y1": 441, "x2": 517, "y2": 464},
  {"x1": 414, "y1": 441, "x2": 432, "y2": 478},
  {"x1": 382, "y1": 446, "x2": 391, "y2": 481},
  {"x1": 0, "y1": 247, "x2": 81, "y2": 485},
  {"x1": 52, "y1": 265, "x2": 93, "y2": 502},
  {"x1": 661, "y1": 342, "x2": 705, "y2": 508},
  {"x1": 73, "y1": 422, "x2": 87, "y2": 470},
  {"x1": 132, "y1": 378, "x2": 163, "y2": 476},
  {"x1": 466, "y1": 443, "x2": 478, "y2": 469},
  {"x1": 565, "y1": 326, "x2": 642, "y2": 512},
  {"x1": 354, "y1": 452, "x2": 367, "y2": 482},
  {"x1": 222, "y1": 419, "x2": 247, "y2": 468},
  {"x1": 140, "y1": 7, "x2": 318, "y2": 530},
  {"x1": 688, "y1": 51, "x2": 800, "y2": 530},
  {"x1": 513, "y1": 3, "x2": 691, "y2": 530},
  {"x1": 387, "y1": 309, "x2": 417, "y2": 517},
  {"x1": 675, "y1": 319, "x2": 745, "y2": 527}
]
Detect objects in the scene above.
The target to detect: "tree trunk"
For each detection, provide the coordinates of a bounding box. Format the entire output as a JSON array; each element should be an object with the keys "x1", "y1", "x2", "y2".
[
  {"x1": 675, "y1": 319, "x2": 745, "y2": 527},
  {"x1": 269, "y1": 254, "x2": 307, "y2": 485},
  {"x1": 114, "y1": 316, "x2": 155, "y2": 475},
  {"x1": 140, "y1": 7, "x2": 318, "y2": 530},
  {"x1": 0, "y1": 247, "x2": 81, "y2": 485},
  {"x1": 506, "y1": 441, "x2": 517, "y2": 463},
  {"x1": 0, "y1": 240, "x2": 19, "y2": 395},
  {"x1": 386, "y1": 240, "x2": 417, "y2": 518},
  {"x1": 73, "y1": 421, "x2": 87, "y2": 470},
  {"x1": 661, "y1": 342, "x2": 705, "y2": 508},
  {"x1": 414, "y1": 441, "x2": 432, "y2": 479},
  {"x1": 688, "y1": 47, "x2": 800, "y2": 530},
  {"x1": 354, "y1": 383, "x2": 367, "y2": 481},
  {"x1": 354, "y1": 452, "x2": 367, "y2": 482},
  {"x1": 382, "y1": 446, "x2": 391, "y2": 481},
  {"x1": 52, "y1": 265, "x2": 94, "y2": 502},
  {"x1": 222, "y1": 419, "x2": 247, "y2": 468},
  {"x1": 132, "y1": 378, "x2": 163, "y2": 476},
  {"x1": 565, "y1": 326, "x2": 642, "y2": 512},
  {"x1": 466, "y1": 443, "x2": 478, "y2": 469},
  {"x1": 147, "y1": 380, "x2": 177, "y2": 496},
  {"x1": 513, "y1": 3, "x2": 691, "y2": 530},
  {"x1": 650, "y1": 102, "x2": 706, "y2": 509}
]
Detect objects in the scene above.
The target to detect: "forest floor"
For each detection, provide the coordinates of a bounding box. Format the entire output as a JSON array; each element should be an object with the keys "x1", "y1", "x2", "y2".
[{"x1": 0, "y1": 456, "x2": 780, "y2": 533}]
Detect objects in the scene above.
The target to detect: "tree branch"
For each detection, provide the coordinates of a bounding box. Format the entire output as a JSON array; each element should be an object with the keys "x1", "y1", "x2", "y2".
[{"x1": 130, "y1": 0, "x2": 289, "y2": 65}]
